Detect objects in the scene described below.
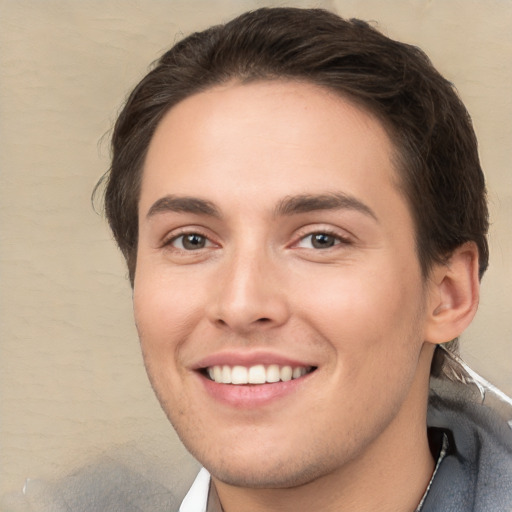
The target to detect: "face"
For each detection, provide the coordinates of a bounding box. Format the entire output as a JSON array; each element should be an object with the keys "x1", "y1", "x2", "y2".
[{"x1": 134, "y1": 81, "x2": 435, "y2": 488}]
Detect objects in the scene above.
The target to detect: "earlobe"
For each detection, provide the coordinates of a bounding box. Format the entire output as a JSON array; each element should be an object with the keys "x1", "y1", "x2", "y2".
[{"x1": 424, "y1": 242, "x2": 480, "y2": 344}]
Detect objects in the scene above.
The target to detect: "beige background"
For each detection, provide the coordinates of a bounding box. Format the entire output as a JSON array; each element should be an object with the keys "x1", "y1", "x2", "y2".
[{"x1": 1, "y1": 0, "x2": 511, "y2": 500}]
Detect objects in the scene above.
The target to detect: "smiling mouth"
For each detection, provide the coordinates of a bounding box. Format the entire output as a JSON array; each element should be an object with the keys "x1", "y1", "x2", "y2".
[{"x1": 202, "y1": 364, "x2": 316, "y2": 385}]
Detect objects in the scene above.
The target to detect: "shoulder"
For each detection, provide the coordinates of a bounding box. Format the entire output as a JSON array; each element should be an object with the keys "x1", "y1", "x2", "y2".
[{"x1": 423, "y1": 363, "x2": 512, "y2": 512}]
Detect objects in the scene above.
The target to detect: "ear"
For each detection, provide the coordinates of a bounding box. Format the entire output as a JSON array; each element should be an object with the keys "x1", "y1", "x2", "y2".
[{"x1": 423, "y1": 242, "x2": 480, "y2": 345}]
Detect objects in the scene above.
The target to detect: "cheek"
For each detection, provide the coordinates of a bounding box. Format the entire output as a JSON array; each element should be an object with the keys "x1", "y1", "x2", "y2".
[
  {"x1": 132, "y1": 270, "x2": 207, "y2": 424},
  {"x1": 295, "y1": 261, "x2": 425, "y2": 360},
  {"x1": 133, "y1": 266, "x2": 204, "y2": 367},
  {"x1": 296, "y1": 265, "x2": 426, "y2": 427}
]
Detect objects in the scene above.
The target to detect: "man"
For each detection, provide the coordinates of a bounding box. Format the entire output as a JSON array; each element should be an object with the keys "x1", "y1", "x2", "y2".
[{"x1": 102, "y1": 8, "x2": 512, "y2": 511}]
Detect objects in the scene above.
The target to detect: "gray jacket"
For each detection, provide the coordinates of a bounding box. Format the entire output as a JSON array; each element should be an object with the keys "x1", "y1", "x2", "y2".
[{"x1": 422, "y1": 352, "x2": 512, "y2": 511}]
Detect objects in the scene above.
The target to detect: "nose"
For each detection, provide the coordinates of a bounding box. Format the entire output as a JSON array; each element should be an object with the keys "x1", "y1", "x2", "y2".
[{"x1": 206, "y1": 249, "x2": 290, "y2": 333}]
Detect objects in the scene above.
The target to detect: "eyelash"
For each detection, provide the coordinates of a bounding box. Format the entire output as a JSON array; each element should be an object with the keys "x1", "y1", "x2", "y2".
[
  {"x1": 163, "y1": 229, "x2": 215, "y2": 251},
  {"x1": 163, "y1": 228, "x2": 351, "y2": 252},
  {"x1": 292, "y1": 229, "x2": 352, "y2": 250}
]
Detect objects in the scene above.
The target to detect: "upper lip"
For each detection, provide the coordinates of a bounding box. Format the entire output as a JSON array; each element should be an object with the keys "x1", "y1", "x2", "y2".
[{"x1": 192, "y1": 350, "x2": 316, "y2": 370}]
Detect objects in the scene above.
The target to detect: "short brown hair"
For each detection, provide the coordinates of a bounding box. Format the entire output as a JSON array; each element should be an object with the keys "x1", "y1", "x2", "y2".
[{"x1": 101, "y1": 7, "x2": 489, "y2": 286}]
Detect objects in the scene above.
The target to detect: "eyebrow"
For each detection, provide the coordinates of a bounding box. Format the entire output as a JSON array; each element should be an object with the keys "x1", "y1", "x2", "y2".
[
  {"x1": 274, "y1": 192, "x2": 378, "y2": 221},
  {"x1": 146, "y1": 195, "x2": 222, "y2": 219},
  {"x1": 145, "y1": 192, "x2": 377, "y2": 222}
]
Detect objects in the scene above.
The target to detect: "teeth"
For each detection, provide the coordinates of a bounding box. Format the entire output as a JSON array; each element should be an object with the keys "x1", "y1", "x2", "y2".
[
  {"x1": 231, "y1": 366, "x2": 247, "y2": 384},
  {"x1": 248, "y1": 365, "x2": 266, "y2": 384},
  {"x1": 206, "y1": 364, "x2": 313, "y2": 384},
  {"x1": 280, "y1": 366, "x2": 293, "y2": 382},
  {"x1": 266, "y1": 364, "x2": 280, "y2": 383},
  {"x1": 293, "y1": 367, "x2": 305, "y2": 379},
  {"x1": 221, "y1": 365, "x2": 232, "y2": 384}
]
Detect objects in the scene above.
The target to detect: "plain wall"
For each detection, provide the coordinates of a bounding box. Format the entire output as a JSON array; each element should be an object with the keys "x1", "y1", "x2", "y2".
[{"x1": 1, "y1": 0, "x2": 511, "y2": 499}]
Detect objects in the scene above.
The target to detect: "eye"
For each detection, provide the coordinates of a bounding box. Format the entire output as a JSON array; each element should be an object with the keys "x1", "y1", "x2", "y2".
[
  {"x1": 296, "y1": 232, "x2": 345, "y2": 249},
  {"x1": 170, "y1": 233, "x2": 212, "y2": 250}
]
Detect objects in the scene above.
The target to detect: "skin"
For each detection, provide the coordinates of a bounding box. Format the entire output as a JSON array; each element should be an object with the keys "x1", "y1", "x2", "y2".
[{"x1": 133, "y1": 80, "x2": 476, "y2": 511}]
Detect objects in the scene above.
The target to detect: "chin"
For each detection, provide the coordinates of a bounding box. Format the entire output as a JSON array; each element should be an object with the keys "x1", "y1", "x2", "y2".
[
  {"x1": 208, "y1": 461, "x2": 330, "y2": 489},
  {"x1": 187, "y1": 437, "x2": 351, "y2": 490}
]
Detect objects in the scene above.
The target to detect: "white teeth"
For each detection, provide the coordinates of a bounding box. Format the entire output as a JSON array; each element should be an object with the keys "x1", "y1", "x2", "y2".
[
  {"x1": 221, "y1": 365, "x2": 232, "y2": 384},
  {"x1": 266, "y1": 364, "x2": 281, "y2": 383},
  {"x1": 231, "y1": 366, "x2": 248, "y2": 384},
  {"x1": 292, "y1": 367, "x2": 304, "y2": 379},
  {"x1": 248, "y1": 365, "x2": 266, "y2": 384},
  {"x1": 280, "y1": 366, "x2": 293, "y2": 382},
  {"x1": 206, "y1": 364, "x2": 312, "y2": 384}
]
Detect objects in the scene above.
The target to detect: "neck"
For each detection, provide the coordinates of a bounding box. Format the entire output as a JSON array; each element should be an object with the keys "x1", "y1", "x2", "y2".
[{"x1": 213, "y1": 345, "x2": 436, "y2": 512}]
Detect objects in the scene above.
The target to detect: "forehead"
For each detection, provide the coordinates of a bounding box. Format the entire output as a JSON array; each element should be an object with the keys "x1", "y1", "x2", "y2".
[{"x1": 140, "y1": 80, "x2": 404, "y2": 218}]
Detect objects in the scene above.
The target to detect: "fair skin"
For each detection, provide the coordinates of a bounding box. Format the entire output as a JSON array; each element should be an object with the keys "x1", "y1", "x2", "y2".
[{"x1": 134, "y1": 80, "x2": 479, "y2": 512}]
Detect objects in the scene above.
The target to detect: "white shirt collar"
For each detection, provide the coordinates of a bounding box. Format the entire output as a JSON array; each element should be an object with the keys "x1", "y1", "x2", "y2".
[{"x1": 179, "y1": 467, "x2": 210, "y2": 512}]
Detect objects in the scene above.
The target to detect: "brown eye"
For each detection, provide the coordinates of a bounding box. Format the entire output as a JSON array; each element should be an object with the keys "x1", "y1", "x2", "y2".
[
  {"x1": 296, "y1": 231, "x2": 350, "y2": 251},
  {"x1": 310, "y1": 233, "x2": 337, "y2": 249},
  {"x1": 172, "y1": 233, "x2": 209, "y2": 250}
]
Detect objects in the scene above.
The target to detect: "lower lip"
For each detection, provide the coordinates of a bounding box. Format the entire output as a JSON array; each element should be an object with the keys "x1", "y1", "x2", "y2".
[{"x1": 198, "y1": 372, "x2": 314, "y2": 408}]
